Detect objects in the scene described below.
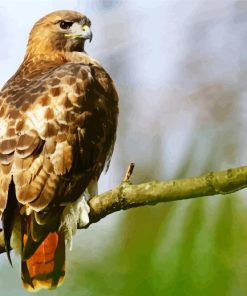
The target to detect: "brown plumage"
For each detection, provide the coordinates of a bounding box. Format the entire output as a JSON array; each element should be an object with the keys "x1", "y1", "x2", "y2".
[{"x1": 0, "y1": 10, "x2": 118, "y2": 291}]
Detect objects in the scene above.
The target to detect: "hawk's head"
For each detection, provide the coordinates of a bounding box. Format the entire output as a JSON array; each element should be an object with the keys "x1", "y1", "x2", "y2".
[{"x1": 27, "y1": 10, "x2": 92, "y2": 57}]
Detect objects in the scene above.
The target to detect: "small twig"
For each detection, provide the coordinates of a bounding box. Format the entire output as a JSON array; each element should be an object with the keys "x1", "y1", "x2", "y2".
[
  {"x1": 123, "y1": 162, "x2": 135, "y2": 182},
  {"x1": 86, "y1": 165, "x2": 247, "y2": 227},
  {"x1": 1, "y1": 164, "x2": 247, "y2": 253}
]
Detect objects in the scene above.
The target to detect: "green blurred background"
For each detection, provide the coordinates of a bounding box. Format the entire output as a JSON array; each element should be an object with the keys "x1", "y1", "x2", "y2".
[{"x1": 1, "y1": 0, "x2": 247, "y2": 295}]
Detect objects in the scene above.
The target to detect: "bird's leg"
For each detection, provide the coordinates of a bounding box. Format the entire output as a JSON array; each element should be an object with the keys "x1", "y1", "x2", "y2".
[
  {"x1": 77, "y1": 179, "x2": 98, "y2": 228},
  {"x1": 60, "y1": 193, "x2": 90, "y2": 250},
  {"x1": 76, "y1": 190, "x2": 90, "y2": 228},
  {"x1": 60, "y1": 180, "x2": 97, "y2": 249}
]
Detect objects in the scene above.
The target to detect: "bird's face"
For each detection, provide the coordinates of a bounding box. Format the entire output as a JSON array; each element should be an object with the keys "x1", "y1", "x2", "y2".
[
  {"x1": 27, "y1": 10, "x2": 93, "y2": 56},
  {"x1": 59, "y1": 20, "x2": 92, "y2": 40},
  {"x1": 56, "y1": 16, "x2": 92, "y2": 52}
]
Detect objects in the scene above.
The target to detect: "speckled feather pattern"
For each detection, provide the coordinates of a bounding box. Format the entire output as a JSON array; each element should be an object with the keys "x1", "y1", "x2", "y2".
[
  {"x1": 0, "y1": 10, "x2": 118, "y2": 290},
  {"x1": 0, "y1": 10, "x2": 118, "y2": 245},
  {"x1": 0, "y1": 61, "x2": 118, "y2": 214}
]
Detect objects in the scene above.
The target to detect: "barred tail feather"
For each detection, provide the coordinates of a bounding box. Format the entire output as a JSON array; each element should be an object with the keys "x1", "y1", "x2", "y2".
[{"x1": 21, "y1": 231, "x2": 65, "y2": 292}]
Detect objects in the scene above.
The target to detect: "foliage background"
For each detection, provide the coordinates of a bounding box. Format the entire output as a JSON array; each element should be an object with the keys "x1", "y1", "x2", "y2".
[{"x1": 0, "y1": 0, "x2": 247, "y2": 295}]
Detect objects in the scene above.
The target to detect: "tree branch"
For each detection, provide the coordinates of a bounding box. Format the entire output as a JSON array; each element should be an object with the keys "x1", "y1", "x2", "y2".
[
  {"x1": 1, "y1": 165, "x2": 247, "y2": 253},
  {"x1": 86, "y1": 165, "x2": 247, "y2": 226}
]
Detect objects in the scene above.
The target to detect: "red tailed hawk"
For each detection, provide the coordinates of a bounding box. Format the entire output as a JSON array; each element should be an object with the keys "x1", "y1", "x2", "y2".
[{"x1": 0, "y1": 10, "x2": 118, "y2": 291}]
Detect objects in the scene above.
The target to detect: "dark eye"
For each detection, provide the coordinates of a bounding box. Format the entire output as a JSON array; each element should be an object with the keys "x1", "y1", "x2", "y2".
[{"x1": 59, "y1": 21, "x2": 73, "y2": 30}]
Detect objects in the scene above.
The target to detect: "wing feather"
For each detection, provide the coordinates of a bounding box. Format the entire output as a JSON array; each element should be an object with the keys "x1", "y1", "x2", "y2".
[{"x1": 0, "y1": 61, "x2": 118, "y2": 229}]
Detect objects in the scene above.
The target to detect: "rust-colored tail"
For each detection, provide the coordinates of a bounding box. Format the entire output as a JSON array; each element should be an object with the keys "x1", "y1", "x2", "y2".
[{"x1": 21, "y1": 231, "x2": 65, "y2": 292}]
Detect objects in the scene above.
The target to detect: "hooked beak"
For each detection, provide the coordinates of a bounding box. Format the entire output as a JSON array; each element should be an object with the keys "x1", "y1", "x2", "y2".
[
  {"x1": 81, "y1": 25, "x2": 93, "y2": 42},
  {"x1": 64, "y1": 24, "x2": 93, "y2": 42}
]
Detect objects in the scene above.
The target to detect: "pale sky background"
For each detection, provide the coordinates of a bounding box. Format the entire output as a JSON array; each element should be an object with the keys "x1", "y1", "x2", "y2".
[{"x1": 0, "y1": 0, "x2": 247, "y2": 295}]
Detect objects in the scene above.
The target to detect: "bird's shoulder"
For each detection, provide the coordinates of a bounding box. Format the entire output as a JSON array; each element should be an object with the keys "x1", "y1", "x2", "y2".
[
  {"x1": 0, "y1": 55, "x2": 118, "y2": 180},
  {"x1": 0, "y1": 54, "x2": 118, "y2": 110}
]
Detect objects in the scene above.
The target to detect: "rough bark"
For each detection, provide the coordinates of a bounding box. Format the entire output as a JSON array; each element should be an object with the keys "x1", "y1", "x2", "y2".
[{"x1": 1, "y1": 165, "x2": 247, "y2": 254}]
